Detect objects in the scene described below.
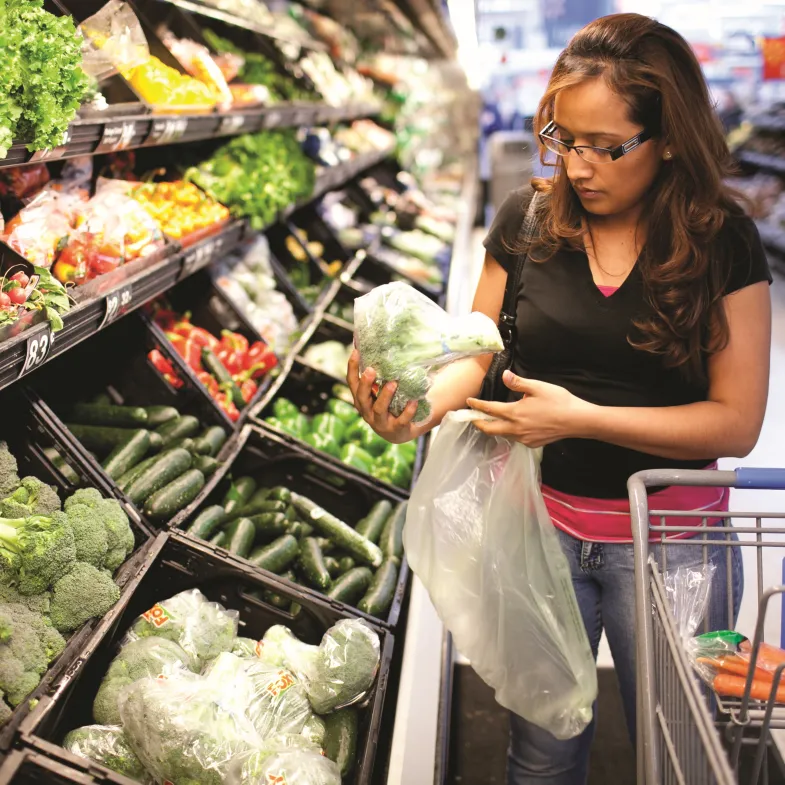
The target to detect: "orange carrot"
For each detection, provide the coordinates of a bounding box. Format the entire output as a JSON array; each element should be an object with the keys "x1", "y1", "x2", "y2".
[{"x1": 713, "y1": 673, "x2": 785, "y2": 702}]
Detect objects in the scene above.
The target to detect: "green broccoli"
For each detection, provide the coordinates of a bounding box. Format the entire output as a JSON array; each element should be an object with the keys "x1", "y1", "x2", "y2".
[
  {"x1": 238, "y1": 750, "x2": 341, "y2": 784},
  {"x1": 231, "y1": 636, "x2": 261, "y2": 658},
  {"x1": 49, "y1": 562, "x2": 120, "y2": 633},
  {"x1": 0, "y1": 582, "x2": 50, "y2": 614},
  {"x1": 95, "y1": 499, "x2": 134, "y2": 571},
  {"x1": 63, "y1": 725, "x2": 148, "y2": 781},
  {"x1": 0, "y1": 694, "x2": 11, "y2": 725},
  {"x1": 64, "y1": 503, "x2": 108, "y2": 568},
  {"x1": 63, "y1": 488, "x2": 103, "y2": 511},
  {"x1": 93, "y1": 637, "x2": 196, "y2": 725},
  {"x1": 0, "y1": 512, "x2": 76, "y2": 595},
  {"x1": 0, "y1": 477, "x2": 60, "y2": 519},
  {"x1": 0, "y1": 443, "x2": 20, "y2": 499}
]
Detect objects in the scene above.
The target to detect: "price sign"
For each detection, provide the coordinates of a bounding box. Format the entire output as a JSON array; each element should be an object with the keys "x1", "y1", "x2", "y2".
[
  {"x1": 101, "y1": 285, "x2": 133, "y2": 329},
  {"x1": 96, "y1": 120, "x2": 136, "y2": 153},
  {"x1": 262, "y1": 109, "x2": 283, "y2": 129},
  {"x1": 19, "y1": 328, "x2": 54, "y2": 378},
  {"x1": 29, "y1": 130, "x2": 71, "y2": 162},
  {"x1": 146, "y1": 118, "x2": 189, "y2": 146},
  {"x1": 181, "y1": 235, "x2": 226, "y2": 278},
  {"x1": 293, "y1": 108, "x2": 311, "y2": 127},
  {"x1": 217, "y1": 114, "x2": 246, "y2": 136}
]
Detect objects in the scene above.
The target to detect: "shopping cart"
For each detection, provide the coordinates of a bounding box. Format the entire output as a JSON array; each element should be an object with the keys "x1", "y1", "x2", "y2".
[{"x1": 629, "y1": 467, "x2": 785, "y2": 785}]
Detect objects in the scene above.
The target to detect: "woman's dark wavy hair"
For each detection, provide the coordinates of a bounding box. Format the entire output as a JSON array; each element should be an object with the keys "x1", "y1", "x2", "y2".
[{"x1": 529, "y1": 13, "x2": 744, "y2": 381}]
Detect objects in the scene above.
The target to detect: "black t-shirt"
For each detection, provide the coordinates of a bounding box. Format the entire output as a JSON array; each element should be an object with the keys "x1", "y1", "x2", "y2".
[{"x1": 483, "y1": 188, "x2": 772, "y2": 499}]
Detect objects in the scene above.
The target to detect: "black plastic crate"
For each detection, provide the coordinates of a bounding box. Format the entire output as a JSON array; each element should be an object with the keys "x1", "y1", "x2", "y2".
[
  {"x1": 0, "y1": 748, "x2": 137, "y2": 785},
  {"x1": 18, "y1": 531, "x2": 395, "y2": 785},
  {"x1": 251, "y1": 361, "x2": 424, "y2": 500},
  {"x1": 170, "y1": 424, "x2": 410, "y2": 628},
  {"x1": 27, "y1": 314, "x2": 236, "y2": 530},
  {"x1": 295, "y1": 313, "x2": 353, "y2": 383}
]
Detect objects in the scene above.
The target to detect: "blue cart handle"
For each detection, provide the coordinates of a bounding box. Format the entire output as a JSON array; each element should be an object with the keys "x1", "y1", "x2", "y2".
[{"x1": 735, "y1": 467, "x2": 785, "y2": 490}]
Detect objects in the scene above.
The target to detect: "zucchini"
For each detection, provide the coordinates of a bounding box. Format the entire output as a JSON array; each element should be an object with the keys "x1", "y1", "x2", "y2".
[
  {"x1": 117, "y1": 454, "x2": 161, "y2": 492},
  {"x1": 224, "y1": 517, "x2": 256, "y2": 559},
  {"x1": 299, "y1": 538, "x2": 331, "y2": 591},
  {"x1": 327, "y1": 567, "x2": 373, "y2": 605},
  {"x1": 208, "y1": 531, "x2": 227, "y2": 548},
  {"x1": 324, "y1": 556, "x2": 341, "y2": 579},
  {"x1": 155, "y1": 416, "x2": 200, "y2": 448},
  {"x1": 222, "y1": 477, "x2": 257, "y2": 517},
  {"x1": 147, "y1": 431, "x2": 164, "y2": 453},
  {"x1": 247, "y1": 512, "x2": 288, "y2": 541},
  {"x1": 248, "y1": 535, "x2": 299, "y2": 573},
  {"x1": 355, "y1": 500, "x2": 393, "y2": 544},
  {"x1": 358, "y1": 559, "x2": 399, "y2": 617},
  {"x1": 145, "y1": 405, "x2": 180, "y2": 428},
  {"x1": 186, "y1": 505, "x2": 227, "y2": 540},
  {"x1": 125, "y1": 448, "x2": 193, "y2": 506},
  {"x1": 202, "y1": 348, "x2": 245, "y2": 410},
  {"x1": 337, "y1": 556, "x2": 356, "y2": 575},
  {"x1": 380, "y1": 502, "x2": 407, "y2": 562},
  {"x1": 192, "y1": 426, "x2": 227, "y2": 457},
  {"x1": 66, "y1": 424, "x2": 142, "y2": 455},
  {"x1": 102, "y1": 430, "x2": 151, "y2": 480},
  {"x1": 324, "y1": 709, "x2": 358, "y2": 777},
  {"x1": 193, "y1": 455, "x2": 220, "y2": 477},
  {"x1": 70, "y1": 403, "x2": 148, "y2": 428},
  {"x1": 143, "y1": 469, "x2": 206, "y2": 521},
  {"x1": 291, "y1": 492, "x2": 383, "y2": 568},
  {"x1": 267, "y1": 486, "x2": 292, "y2": 503}
]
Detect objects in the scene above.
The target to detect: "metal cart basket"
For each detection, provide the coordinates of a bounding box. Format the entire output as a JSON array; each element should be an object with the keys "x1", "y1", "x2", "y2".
[{"x1": 629, "y1": 467, "x2": 785, "y2": 785}]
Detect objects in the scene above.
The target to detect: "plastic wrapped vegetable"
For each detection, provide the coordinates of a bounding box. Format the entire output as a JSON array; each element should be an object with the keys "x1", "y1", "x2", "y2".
[
  {"x1": 123, "y1": 589, "x2": 239, "y2": 666},
  {"x1": 227, "y1": 734, "x2": 324, "y2": 783},
  {"x1": 353, "y1": 282, "x2": 503, "y2": 422},
  {"x1": 228, "y1": 749, "x2": 341, "y2": 785},
  {"x1": 63, "y1": 725, "x2": 148, "y2": 781}
]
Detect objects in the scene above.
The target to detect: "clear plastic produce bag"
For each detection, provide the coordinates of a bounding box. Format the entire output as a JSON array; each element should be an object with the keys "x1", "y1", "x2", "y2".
[
  {"x1": 404, "y1": 411, "x2": 597, "y2": 739},
  {"x1": 62, "y1": 724, "x2": 149, "y2": 782},
  {"x1": 353, "y1": 282, "x2": 503, "y2": 423}
]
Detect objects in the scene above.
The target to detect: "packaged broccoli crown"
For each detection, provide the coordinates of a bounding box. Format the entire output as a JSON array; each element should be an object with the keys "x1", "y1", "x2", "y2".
[
  {"x1": 62, "y1": 724, "x2": 149, "y2": 782},
  {"x1": 228, "y1": 749, "x2": 342, "y2": 785},
  {"x1": 353, "y1": 282, "x2": 504, "y2": 422}
]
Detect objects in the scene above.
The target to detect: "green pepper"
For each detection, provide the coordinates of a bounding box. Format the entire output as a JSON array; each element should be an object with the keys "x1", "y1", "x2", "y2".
[
  {"x1": 382, "y1": 443, "x2": 415, "y2": 468},
  {"x1": 282, "y1": 412, "x2": 309, "y2": 439},
  {"x1": 398, "y1": 440, "x2": 418, "y2": 461},
  {"x1": 326, "y1": 398, "x2": 359, "y2": 424},
  {"x1": 305, "y1": 431, "x2": 341, "y2": 458},
  {"x1": 344, "y1": 419, "x2": 366, "y2": 443},
  {"x1": 356, "y1": 422, "x2": 388, "y2": 457},
  {"x1": 370, "y1": 465, "x2": 394, "y2": 484},
  {"x1": 311, "y1": 412, "x2": 346, "y2": 442},
  {"x1": 265, "y1": 416, "x2": 286, "y2": 433},
  {"x1": 340, "y1": 443, "x2": 374, "y2": 473},
  {"x1": 273, "y1": 398, "x2": 300, "y2": 421}
]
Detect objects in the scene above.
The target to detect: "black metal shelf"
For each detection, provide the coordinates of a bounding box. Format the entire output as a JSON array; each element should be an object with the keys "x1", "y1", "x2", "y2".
[{"x1": 738, "y1": 150, "x2": 785, "y2": 174}]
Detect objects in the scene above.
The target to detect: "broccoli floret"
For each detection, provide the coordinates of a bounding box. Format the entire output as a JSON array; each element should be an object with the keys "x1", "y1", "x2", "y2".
[
  {"x1": 0, "y1": 604, "x2": 65, "y2": 663},
  {"x1": 0, "y1": 477, "x2": 60, "y2": 519},
  {"x1": 64, "y1": 493, "x2": 134, "y2": 572},
  {"x1": 49, "y1": 562, "x2": 120, "y2": 633},
  {"x1": 0, "y1": 695, "x2": 11, "y2": 725},
  {"x1": 64, "y1": 488, "x2": 103, "y2": 511},
  {"x1": 64, "y1": 504, "x2": 108, "y2": 568},
  {"x1": 95, "y1": 499, "x2": 134, "y2": 571},
  {"x1": 63, "y1": 725, "x2": 148, "y2": 781},
  {"x1": 0, "y1": 513, "x2": 76, "y2": 595},
  {"x1": 0, "y1": 582, "x2": 50, "y2": 614},
  {"x1": 0, "y1": 443, "x2": 20, "y2": 499},
  {"x1": 231, "y1": 637, "x2": 261, "y2": 658}
]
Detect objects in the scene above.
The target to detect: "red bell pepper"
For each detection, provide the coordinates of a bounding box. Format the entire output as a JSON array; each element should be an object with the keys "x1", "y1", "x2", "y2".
[
  {"x1": 183, "y1": 337, "x2": 204, "y2": 372},
  {"x1": 164, "y1": 331, "x2": 187, "y2": 357},
  {"x1": 189, "y1": 326, "x2": 221, "y2": 352},
  {"x1": 197, "y1": 371, "x2": 220, "y2": 397},
  {"x1": 147, "y1": 350, "x2": 184, "y2": 389},
  {"x1": 240, "y1": 379, "x2": 257, "y2": 403},
  {"x1": 214, "y1": 391, "x2": 240, "y2": 422},
  {"x1": 216, "y1": 346, "x2": 245, "y2": 376},
  {"x1": 221, "y1": 329, "x2": 249, "y2": 355}
]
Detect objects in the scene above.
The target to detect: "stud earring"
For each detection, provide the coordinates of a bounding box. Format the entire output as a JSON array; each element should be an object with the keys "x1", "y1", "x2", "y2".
[{"x1": 664, "y1": 150, "x2": 673, "y2": 160}]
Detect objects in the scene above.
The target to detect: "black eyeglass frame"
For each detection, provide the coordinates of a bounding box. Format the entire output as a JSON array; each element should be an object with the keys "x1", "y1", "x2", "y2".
[{"x1": 539, "y1": 121, "x2": 654, "y2": 162}]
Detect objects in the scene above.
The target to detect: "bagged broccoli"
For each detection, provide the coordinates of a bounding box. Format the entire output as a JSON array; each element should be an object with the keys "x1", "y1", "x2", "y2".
[
  {"x1": 63, "y1": 724, "x2": 148, "y2": 782},
  {"x1": 301, "y1": 713, "x2": 327, "y2": 748},
  {"x1": 226, "y1": 734, "x2": 323, "y2": 783},
  {"x1": 353, "y1": 282, "x2": 504, "y2": 422},
  {"x1": 232, "y1": 636, "x2": 262, "y2": 658},
  {"x1": 228, "y1": 749, "x2": 341, "y2": 785},
  {"x1": 118, "y1": 671, "x2": 262, "y2": 785},
  {"x1": 123, "y1": 589, "x2": 238, "y2": 666}
]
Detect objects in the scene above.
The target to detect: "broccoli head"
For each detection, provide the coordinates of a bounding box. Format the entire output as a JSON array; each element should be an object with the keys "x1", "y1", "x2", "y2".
[
  {"x1": 64, "y1": 488, "x2": 103, "y2": 511},
  {"x1": 64, "y1": 503, "x2": 108, "y2": 568},
  {"x1": 0, "y1": 512, "x2": 76, "y2": 595},
  {"x1": 95, "y1": 498, "x2": 134, "y2": 572},
  {"x1": 0, "y1": 694, "x2": 11, "y2": 725},
  {"x1": 0, "y1": 443, "x2": 20, "y2": 499},
  {"x1": 63, "y1": 724, "x2": 148, "y2": 781},
  {"x1": 0, "y1": 477, "x2": 60, "y2": 519},
  {"x1": 235, "y1": 750, "x2": 341, "y2": 785},
  {"x1": 0, "y1": 581, "x2": 50, "y2": 614},
  {"x1": 49, "y1": 562, "x2": 120, "y2": 633},
  {"x1": 231, "y1": 637, "x2": 261, "y2": 658}
]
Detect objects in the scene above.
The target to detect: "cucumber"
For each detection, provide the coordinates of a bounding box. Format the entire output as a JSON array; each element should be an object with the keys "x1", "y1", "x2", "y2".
[
  {"x1": 286, "y1": 521, "x2": 305, "y2": 539},
  {"x1": 172, "y1": 437, "x2": 197, "y2": 454},
  {"x1": 358, "y1": 559, "x2": 399, "y2": 616},
  {"x1": 324, "y1": 556, "x2": 341, "y2": 578},
  {"x1": 102, "y1": 430, "x2": 151, "y2": 480},
  {"x1": 267, "y1": 487, "x2": 292, "y2": 503},
  {"x1": 280, "y1": 569, "x2": 297, "y2": 583},
  {"x1": 143, "y1": 469, "x2": 206, "y2": 521},
  {"x1": 147, "y1": 431, "x2": 164, "y2": 453},
  {"x1": 92, "y1": 392, "x2": 112, "y2": 405},
  {"x1": 155, "y1": 416, "x2": 200, "y2": 448},
  {"x1": 145, "y1": 405, "x2": 180, "y2": 428},
  {"x1": 247, "y1": 512, "x2": 288, "y2": 541},
  {"x1": 193, "y1": 455, "x2": 220, "y2": 477},
  {"x1": 355, "y1": 500, "x2": 393, "y2": 544},
  {"x1": 117, "y1": 454, "x2": 161, "y2": 492},
  {"x1": 125, "y1": 448, "x2": 193, "y2": 506},
  {"x1": 192, "y1": 426, "x2": 227, "y2": 457},
  {"x1": 291, "y1": 492, "x2": 383, "y2": 567},
  {"x1": 186, "y1": 505, "x2": 227, "y2": 539},
  {"x1": 380, "y1": 501, "x2": 407, "y2": 562},
  {"x1": 337, "y1": 556, "x2": 356, "y2": 575},
  {"x1": 247, "y1": 535, "x2": 299, "y2": 573},
  {"x1": 324, "y1": 708, "x2": 358, "y2": 777},
  {"x1": 262, "y1": 590, "x2": 290, "y2": 610},
  {"x1": 202, "y1": 348, "x2": 245, "y2": 410},
  {"x1": 284, "y1": 505, "x2": 298, "y2": 523},
  {"x1": 327, "y1": 567, "x2": 373, "y2": 605},
  {"x1": 66, "y1": 424, "x2": 142, "y2": 455},
  {"x1": 222, "y1": 477, "x2": 257, "y2": 517},
  {"x1": 299, "y1": 538, "x2": 331, "y2": 591},
  {"x1": 242, "y1": 500, "x2": 287, "y2": 518},
  {"x1": 224, "y1": 517, "x2": 256, "y2": 559},
  {"x1": 209, "y1": 531, "x2": 227, "y2": 548},
  {"x1": 315, "y1": 537, "x2": 334, "y2": 554},
  {"x1": 42, "y1": 447, "x2": 81, "y2": 487},
  {"x1": 70, "y1": 403, "x2": 148, "y2": 427}
]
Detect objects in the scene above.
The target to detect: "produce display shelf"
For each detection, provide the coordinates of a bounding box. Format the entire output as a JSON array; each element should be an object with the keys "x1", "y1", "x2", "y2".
[
  {"x1": 750, "y1": 115, "x2": 785, "y2": 132},
  {"x1": 757, "y1": 219, "x2": 785, "y2": 255},
  {"x1": 0, "y1": 102, "x2": 382, "y2": 169},
  {"x1": 738, "y1": 150, "x2": 785, "y2": 174}
]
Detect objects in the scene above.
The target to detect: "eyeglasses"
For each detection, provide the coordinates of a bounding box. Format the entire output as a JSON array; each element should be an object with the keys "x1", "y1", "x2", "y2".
[{"x1": 539, "y1": 121, "x2": 653, "y2": 165}]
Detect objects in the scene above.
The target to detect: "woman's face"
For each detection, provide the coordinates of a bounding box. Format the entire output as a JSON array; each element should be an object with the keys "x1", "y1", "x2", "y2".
[{"x1": 552, "y1": 76, "x2": 666, "y2": 218}]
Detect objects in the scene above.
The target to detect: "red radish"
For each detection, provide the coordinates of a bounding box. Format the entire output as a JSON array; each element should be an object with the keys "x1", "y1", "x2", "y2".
[
  {"x1": 8, "y1": 288, "x2": 27, "y2": 305},
  {"x1": 0, "y1": 292, "x2": 11, "y2": 308},
  {"x1": 9, "y1": 272, "x2": 29, "y2": 287}
]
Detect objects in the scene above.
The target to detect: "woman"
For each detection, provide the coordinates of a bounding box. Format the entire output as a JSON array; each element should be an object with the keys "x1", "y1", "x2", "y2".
[{"x1": 347, "y1": 14, "x2": 772, "y2": 784}]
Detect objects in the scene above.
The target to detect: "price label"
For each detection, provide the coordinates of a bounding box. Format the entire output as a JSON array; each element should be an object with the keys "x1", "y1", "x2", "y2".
[
  {"x1": 217, "y1": 114, "x2": 246, "y2": 136},
  {"x1": 101, "y1": 285, "x2": 133, "y2": 329},
  {"x1": 262, "y1": 110, "x2": 283, "y2": 129},
  {"x1": 146, "y1": 118, "x2": 189, "y2": 146},
  {"x1": 181, "y1": 235, "x2": 226, "y2": 278},
  {"x1": 19, "y1": 328, "x2": 54, "y2": 378},
  {"x1": 96, "y1": 120, "x2": 136, "y2": 153},
  {"x1": 29, "y1": 130, "x2": 71, "y2": 162},
  {"x1": 293, "y1": 109, "x2": 311, "y2": 127}
]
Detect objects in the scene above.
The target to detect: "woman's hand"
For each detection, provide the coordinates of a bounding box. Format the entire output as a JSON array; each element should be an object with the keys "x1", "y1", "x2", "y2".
[
  {"x1": 346, "y1": 350, "x2": 426, "y2": 445},
  {"x1": 467, "y1": 370, "x2": 595, "y2": 447}
]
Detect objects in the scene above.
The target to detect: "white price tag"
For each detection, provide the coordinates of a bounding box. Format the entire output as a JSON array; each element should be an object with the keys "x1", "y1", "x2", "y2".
[
  {"x1": 262, "y1": 110, "x2": 283, "y2": 129},
  {"x1": 182, "y1": 235, "x2": 226, "y2": 278},
  {"x1": 29, "y1": 130, "x2": 71, "y2": 162},
  {"x1": 97, "y1": 120, "x2": 136, "y2": 153},
  {"x1": 218, "y1": 114, "x2": 246, "y2": 136},
  {"x1": 19, "y1": 328, "x2": 54, "y2": 378},
  {"x1": 101, "y1": 285, "x2": 133, "y2": 329},
  {"x1": 146, "y1": 118, "x2": 188, "y2": 146}
]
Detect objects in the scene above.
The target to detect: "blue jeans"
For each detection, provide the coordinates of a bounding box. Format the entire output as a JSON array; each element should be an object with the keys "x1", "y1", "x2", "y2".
[{"x1": 507, "y1": 528, "x2": 744, "y2": 785}]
